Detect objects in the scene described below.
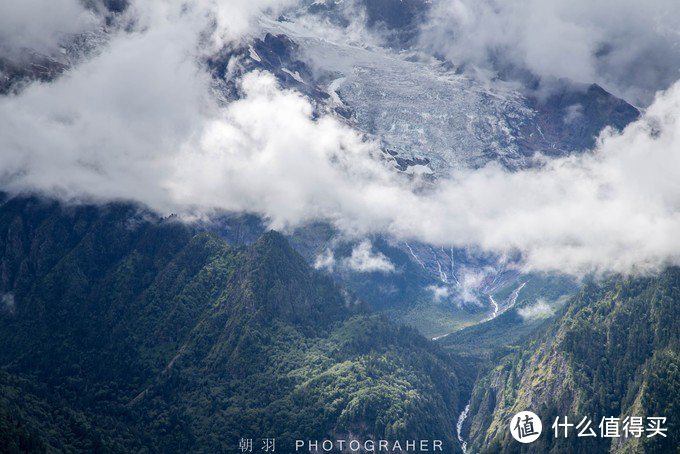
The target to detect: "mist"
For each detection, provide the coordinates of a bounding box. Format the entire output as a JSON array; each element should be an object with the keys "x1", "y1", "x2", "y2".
[
  {"x1": 0, "y1": 0, "x2": 99, "y2": 59},
  {"x1": 2, "y1": 0, "x2": 680, "y2": 277}
]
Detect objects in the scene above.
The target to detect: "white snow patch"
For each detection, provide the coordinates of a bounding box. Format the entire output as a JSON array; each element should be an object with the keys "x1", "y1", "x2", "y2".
[
  {"x1": 328, "y1": 76, "x2": 346, "y2": 104},
  {"x1": 281, "y1": 67, "x2": 304, "y2": 83},
  {"x1": 247, "y1": 45, "x2": 261, "y2": 62}
]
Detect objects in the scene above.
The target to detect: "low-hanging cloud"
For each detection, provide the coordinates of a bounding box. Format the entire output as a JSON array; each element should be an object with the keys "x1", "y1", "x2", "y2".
[
  {"x1": 3, "y1": 0, "x2": 680, "y2": 277},
  {"x1": 419, "y1": 0, "x2": 680, "y2": 106},
  {"x1": 343, "y1": 241, "x2": 395, "y2": 273},
  {"x1": 0, "y1": 0, "x2": 99, "y2": 59},
  {"x1": 518, "y1": 300, "x2": 553, "y2": 321},
  {"x1": 313, "y1": 242, "x2": 395, "y2": 273}
]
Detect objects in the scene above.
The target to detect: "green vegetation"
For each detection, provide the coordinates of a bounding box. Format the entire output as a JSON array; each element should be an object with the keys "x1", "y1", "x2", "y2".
[
  {"x1": 3, "y1": 195, "x2": 678, "y2": 454},
  {"x1": 391, "y1": 298, "x2": 482, "y2": 340},
  {"x1": 490, "y1": 273, "x2": 577, "y2": 310},
  {"x1": 0, "y1": 196, "x2": 466, "y2": 453},
  {"x1": 465, "y1": 271, "x2": 680, "y2": 453},
  {"x1": 438, "y1": 273, "x2": 577, "y2": 363}
]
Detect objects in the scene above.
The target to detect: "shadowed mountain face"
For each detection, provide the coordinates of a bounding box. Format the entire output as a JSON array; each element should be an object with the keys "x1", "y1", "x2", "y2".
[
  {"x1": 521, "y1": 83, "x2": 640, "y2": 158},
  {"x1": 0, "y1": 196, "x2": 467, "y2": 453},
  {"x1": 461, "y1": 270, "x2": 680, "y2": 453}
]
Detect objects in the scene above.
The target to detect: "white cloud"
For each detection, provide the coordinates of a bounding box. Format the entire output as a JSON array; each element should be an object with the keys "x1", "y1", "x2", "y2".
[
  {"x1": 518, "y1": 300, "x2": 553, "y2": 320},
  {"x1": 3, "y1": 0, "x2": 680, "y2": 278},
  {"x1": 419, "y1": 0, "x2": 680, "y2": 106},
  {"x1": 342, "y1": 241, "x2": 395, "y2": 273},
  {"x1": 122, "y1": 0, "x2": 298, "y2": 51},
  {"x1": 314, "y1": 248, "x2": 336, "y2": 271},
  {"x1": 427, "y1": 285, "x2": 450, "y2": 302},
  {"x1": 0, "y1": 16, "x2": 209, "y2": 209},
  {"x1": 0, "y1": 0, "x2": 99, "y2": 59},
  {"x1": 458, "y1": 269, "x2": 486, "y2": 304},
  {"x1": 1, "y1": 293, "x2": 15, "y2": 315}
]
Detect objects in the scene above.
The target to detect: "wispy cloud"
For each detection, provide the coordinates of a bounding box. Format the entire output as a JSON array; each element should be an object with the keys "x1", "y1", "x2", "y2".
[
  {"x1": 518, "y1": 299, "x2": 554, "y2": 320},
  {"x1": 314, "y1": 248, "x2": 336, "y2": 271}
]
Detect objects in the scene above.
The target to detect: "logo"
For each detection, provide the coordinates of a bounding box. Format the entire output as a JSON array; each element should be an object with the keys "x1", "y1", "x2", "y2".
[{"x1": 510, "y1": 411, "x2": 542, "y2": 443}]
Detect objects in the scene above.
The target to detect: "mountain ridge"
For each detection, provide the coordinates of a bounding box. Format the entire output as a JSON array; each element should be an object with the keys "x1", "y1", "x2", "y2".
[
  {"x1": 463, "y1": 270, "x2": 680, "y2": 453},
  {"x1": 0, "y1": 195, "x2": 467, "y2": 453}
]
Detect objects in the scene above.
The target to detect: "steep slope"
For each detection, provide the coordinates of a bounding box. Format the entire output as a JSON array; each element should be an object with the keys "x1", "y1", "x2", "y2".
[
  {"x1": 0, "y1": 196, "x2": 466, "y2": 453},
  {"x1": 463, "y1": 270, "x2": 680, "y2": 453}
]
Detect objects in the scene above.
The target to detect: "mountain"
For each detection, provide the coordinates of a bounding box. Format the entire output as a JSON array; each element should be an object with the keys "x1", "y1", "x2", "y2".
[
  {"x1": 0, "y1": 195, "x2": 468, "y2": 452},
  {"x1": 214, "y1": 15, "x2": 639, "y2": 324},
  {"x1": 460, "y1": 269, "x2": 680, "y2": 453},
  {"x1": 242, "y1": 7, "x2": 641, "y2": 174},
  {"x1": 1, "y1": 1, "x2": 640, "y2": 332},
  {"x1": 2, "y1": 195, "x2": 678, "y2": 453}
]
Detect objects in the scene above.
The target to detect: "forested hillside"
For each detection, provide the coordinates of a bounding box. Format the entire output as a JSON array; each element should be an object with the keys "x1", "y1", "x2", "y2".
[
  {"x1": 464, "y1": 270, "x2": 680, "y2": 453},
  {"x1": 3, "y1": 196, "x2": 679, "y2": 453},
  {"x1": 0, "y1": 196, "x2": 466, "y2": 453}
]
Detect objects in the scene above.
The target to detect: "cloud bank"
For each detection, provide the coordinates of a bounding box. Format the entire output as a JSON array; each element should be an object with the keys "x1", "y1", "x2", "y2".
[
  {"x1": 420, "y1": 0, "x2": 680, "y2": 106},
  {"x1": 3, "y1": 0, "x2": 680, "y2": 277}
]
